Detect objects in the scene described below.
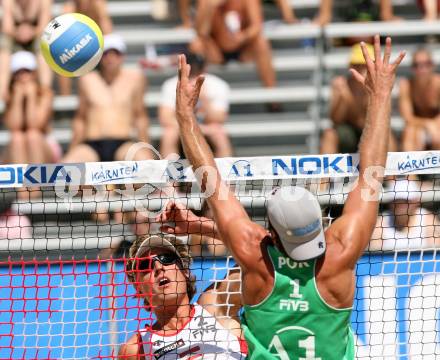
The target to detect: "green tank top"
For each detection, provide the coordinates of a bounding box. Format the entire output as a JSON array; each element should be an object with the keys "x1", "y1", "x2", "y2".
[{"x1": 241, "y1": 245, "x2": 355, "y2": 359}]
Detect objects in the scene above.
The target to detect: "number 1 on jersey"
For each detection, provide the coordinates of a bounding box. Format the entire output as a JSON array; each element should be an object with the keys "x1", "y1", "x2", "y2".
[{"x1": 289, "y1": 279, "x2": 302, "y2": 299}]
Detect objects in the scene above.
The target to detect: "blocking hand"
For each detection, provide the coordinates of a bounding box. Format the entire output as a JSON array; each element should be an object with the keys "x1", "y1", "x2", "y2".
[{"x1": 351, "y1": 35, "x2": 405, "y2": 97}]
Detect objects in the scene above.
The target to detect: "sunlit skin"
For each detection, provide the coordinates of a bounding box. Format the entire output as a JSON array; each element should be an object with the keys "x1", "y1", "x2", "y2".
[
  {"x1": 170, "y1": 36, "x2": 405, "y2": 312},
  {"x1": 134, "y1": 248, "x2": 192, "y2": 333}
]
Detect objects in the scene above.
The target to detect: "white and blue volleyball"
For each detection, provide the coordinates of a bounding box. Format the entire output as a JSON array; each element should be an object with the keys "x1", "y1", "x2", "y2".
[{"x1": 40, "y1": 13, "x2": 103, "y2": 77}]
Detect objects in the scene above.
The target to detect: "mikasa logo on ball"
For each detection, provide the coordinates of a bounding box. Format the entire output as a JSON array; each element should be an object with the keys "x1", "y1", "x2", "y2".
[{"x1": 59, "y1": 33, "x2": 93, "y2": 64}]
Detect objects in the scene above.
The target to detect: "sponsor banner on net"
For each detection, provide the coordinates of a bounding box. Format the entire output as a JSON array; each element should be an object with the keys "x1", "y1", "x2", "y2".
[
  {"x1": 221, "y1": 154, "x2": 360, "y2": 180},
  {"x1": 85, "y1": 161, "x2": 168, "y2": 185},
  {"x1": 387, "y1": 151, "x2": 440, "y2": 175},
  {"x1": 0, "y1": 163, "x2": 86, "y2": 188},
  {"x1": 164, "y1": 154, "x2": 361, "y2": 182},
  {"x1": 3, "y1": 151, "x2": 440, "y2": 189}
]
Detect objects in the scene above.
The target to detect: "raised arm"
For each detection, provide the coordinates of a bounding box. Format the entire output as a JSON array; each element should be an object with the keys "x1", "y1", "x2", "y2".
[
  {"x1": 328, "y1": 36, "x2": 405, "y2": 268},
  {"x1": 174, "y1": 55, "x2": 268, "y2": 272}
]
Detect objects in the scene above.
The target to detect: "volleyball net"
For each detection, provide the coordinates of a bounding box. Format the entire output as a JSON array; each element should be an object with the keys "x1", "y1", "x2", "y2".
[{"x1": 0, "y1": 151, "x2": 440, "y2": 358}]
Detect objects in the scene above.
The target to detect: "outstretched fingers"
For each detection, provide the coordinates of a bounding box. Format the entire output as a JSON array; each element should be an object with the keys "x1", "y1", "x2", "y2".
[
  {"x1": 156, "y1": 201, "x2": 177, "y2": 222},
  {"x1": 178, "y1": 54, "x2": 191, "y2": 84},
  {"x1": 391, "y1": 50, "x2": 406, "y2": 71},
  {"x1": 191, "y1": 75, "x2": 205, "y2": 107},
  {"x1": 373, "y1": 34, "x2": 382, "y2": 66},
  {"x1": 360, "y1": 41, "x2": 375, "y2": 74},
  {"x1": 350, "y1": 68, "x2": 365, "y2": 86},
  {"x1": 160, "y1": 225, "x2": 176, "y2": 234},
  {"x1": 195, "y1": 75, "x2": 205, "y2": 92},
  {"x1": 178, "y1": 55, "x2": 183, "y2": 81},
  {"x1": 383, "y1": 37, "x2": 391, "y2": 65}
]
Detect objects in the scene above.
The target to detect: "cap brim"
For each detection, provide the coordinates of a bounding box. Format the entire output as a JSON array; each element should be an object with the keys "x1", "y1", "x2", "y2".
[
  {"x1": 280, "y1": 227, "x2": 326, "y2": 261},
  {"x1": 135, "y1": 235, "x2": 178, "y2": 259}
]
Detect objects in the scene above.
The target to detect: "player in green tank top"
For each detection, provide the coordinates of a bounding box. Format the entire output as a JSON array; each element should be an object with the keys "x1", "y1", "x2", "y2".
[{"x1": 160, "y1": 36, "x2": 405, "y2": 359}]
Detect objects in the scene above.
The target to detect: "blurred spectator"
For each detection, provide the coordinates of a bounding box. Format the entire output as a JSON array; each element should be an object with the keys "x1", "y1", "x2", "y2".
[
  {"x1": 159, "y1": 53, "x2": 232, "y2": 158},
  {"x1": 321, "y1": 44, "x2": 397, "y2": 154},
  {"x1": 370, "y1": 179, "x2": 440, "y2": 251},
  {"x1": 177, "y1": 0, "x2": 193, "y2": 28},
  {"x1": 400, "y1": 48, "x2": 440, "y2": 151},
  {"x1": 63, "y1": 0, "x2": 113, "y2": 34},
  {"x1": 417, "y1": 0, "x2": 440, "y2": 20},
  {"x1": 0, "y1": 0, "x2": 53, "y2": 101},
  {"x1": 63, "y1": 34, "x2": 151, "y2": 163},
  {"x1": 274, "y1": 0, "x2": 297, "y2": 24},
  {"x1": 315, "y1": 0, "x2": 400, "y2": 25},
  {"x1": 0, "y1": 191, "x2": 31, "y2": 240},
  {"x1": 150, "y1": 0, "x2": 193, "y2": 27},
  {"x1": 59, "y1": 0, "x2": 114, "y2": 95},
  {"x1": 192, "y1": 0, "x2": 277, "y2": 92},
  {"x1": 3, "y1": 51, "x2": 60, "y2": 165}
]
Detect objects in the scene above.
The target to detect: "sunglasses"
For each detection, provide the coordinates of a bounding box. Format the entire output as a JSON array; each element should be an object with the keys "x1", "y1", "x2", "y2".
[{"x1": 135, "y1": 252, "x2": 181, "y2": 272}]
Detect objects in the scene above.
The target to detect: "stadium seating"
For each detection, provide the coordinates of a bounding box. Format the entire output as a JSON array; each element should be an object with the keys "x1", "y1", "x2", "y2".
[{"x1": 0, "y1": 0, "x2": 434, "y2": 157}]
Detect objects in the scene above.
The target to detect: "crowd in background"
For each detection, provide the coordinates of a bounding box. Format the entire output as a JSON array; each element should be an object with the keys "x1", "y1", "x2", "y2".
[{"x1": 0, "y1": 0, "x2": 439, "y2": 255}]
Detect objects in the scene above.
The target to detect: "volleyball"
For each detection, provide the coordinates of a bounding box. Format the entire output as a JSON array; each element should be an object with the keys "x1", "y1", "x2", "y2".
[{"x1": 40, "y1": 13, "x2": 103, "y2": 77}]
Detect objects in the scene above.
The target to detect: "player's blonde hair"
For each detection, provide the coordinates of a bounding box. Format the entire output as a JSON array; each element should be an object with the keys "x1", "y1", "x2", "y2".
[{"x1": 126, "y1": 234, "x2": 197, "y2": 306}]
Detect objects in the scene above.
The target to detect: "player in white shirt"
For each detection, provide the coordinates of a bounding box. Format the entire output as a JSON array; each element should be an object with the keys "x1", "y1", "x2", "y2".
[
  {"x1": 159, "y1": 53, "x2": 232, "y2": 158},
  {"x1": 118, "y1": 234, "x2": 247, "y2": 359}
]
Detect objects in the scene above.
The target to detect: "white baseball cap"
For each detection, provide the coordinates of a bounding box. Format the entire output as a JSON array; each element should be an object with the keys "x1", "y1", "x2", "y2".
[
  {"x1": 103, "y1": 33, "x2": 127, "y2": 54},
  {"x1": 11, "y1": 51, "x2": 37, "y2": 74},
  {"x1": 267, "y1": 186, "x2": 326, "y2": 261}
]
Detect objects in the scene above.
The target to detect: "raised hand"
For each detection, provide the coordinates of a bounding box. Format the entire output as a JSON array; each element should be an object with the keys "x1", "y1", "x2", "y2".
[
  {"x1": 156, "y1": 201, "x2": 204, "y2": 235},
  {"x1": 176, "y1": 54, "x2": 205, "y2": 117},
  {"x1": 350, "y1": 35, "x2": 405, "y2": 97}
]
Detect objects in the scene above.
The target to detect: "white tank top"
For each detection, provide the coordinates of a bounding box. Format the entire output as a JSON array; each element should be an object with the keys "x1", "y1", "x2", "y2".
[{"x1": 139, "y1": 303, "x2": 246, "y2": 359}]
